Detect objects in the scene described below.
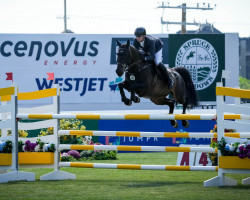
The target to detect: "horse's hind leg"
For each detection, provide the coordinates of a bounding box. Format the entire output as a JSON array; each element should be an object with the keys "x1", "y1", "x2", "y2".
[
  {"x1": 181, "y1": 98, "x2": 189, "y2": 128},
  {"x1": 172, "y1": 77, "x2": 189, "y2": 128},
  {"x1": 150, "y1": 97, "x2": 178, "y2": 128},
  {"x1": 168, "y1": 99, "x2": 178, "y2": 128}
]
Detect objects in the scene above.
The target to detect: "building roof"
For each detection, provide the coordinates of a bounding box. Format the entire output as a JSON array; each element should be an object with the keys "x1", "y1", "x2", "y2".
[{"x1": 176, "y1": 22, "x2": 222, "y2": 34}]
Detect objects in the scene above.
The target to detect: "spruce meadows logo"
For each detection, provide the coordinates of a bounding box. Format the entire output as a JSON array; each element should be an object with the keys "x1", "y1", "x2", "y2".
[{"x1": 175, "y1": 38, "x2": 219, "y2": 90}]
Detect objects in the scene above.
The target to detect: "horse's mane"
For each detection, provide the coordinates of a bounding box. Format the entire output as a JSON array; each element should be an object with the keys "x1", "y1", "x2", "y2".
[
  {"x1": 129, "y1": 45, "x2": 141, "y2": 61},
  {"x1": 119, "y1": 43, "x2": 142, "y2": 63},
  {"x1": 130, "y1": 45, "x2": 139, "y2": 54}
]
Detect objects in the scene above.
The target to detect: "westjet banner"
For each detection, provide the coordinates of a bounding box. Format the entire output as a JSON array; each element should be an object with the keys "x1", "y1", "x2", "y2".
[
  {"x1": 0, "y1": 34, "x2": 130, "y2": 106},
  {"x1": 0, "y1": 34, "x2": 238, "y2": 109}
]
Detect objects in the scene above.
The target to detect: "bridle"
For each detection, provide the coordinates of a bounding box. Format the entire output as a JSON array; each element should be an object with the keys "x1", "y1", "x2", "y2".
[
  {"x1": 117, "y1": 47, "x2": 148, "y2": 73},
  {"x1": 117, "y1": 45, "x2": 157, "y2": 86}
]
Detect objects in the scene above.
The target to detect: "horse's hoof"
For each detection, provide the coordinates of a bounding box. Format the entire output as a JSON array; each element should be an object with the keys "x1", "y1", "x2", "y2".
[
  {"x1": 124, "y1": 99, "x2": 132, "y2": 106},
  {"x1": 173, "y1": 120, "x2": 178, "y2": 128},
  {"x1": 170, "y1": 120, "x2": 178, "y2": 128},
  {"x1": 134, "y1": 97, "x2": 140, "y2": 103},
  {"x1": 182, "y1": 120, "x2": 189, "y2": 128}
]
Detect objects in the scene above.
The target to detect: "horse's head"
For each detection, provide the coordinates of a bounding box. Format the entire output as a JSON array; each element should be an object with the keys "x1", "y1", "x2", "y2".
[{"x1": 116, "y1": 40, "x2": 131, "y2": 77}]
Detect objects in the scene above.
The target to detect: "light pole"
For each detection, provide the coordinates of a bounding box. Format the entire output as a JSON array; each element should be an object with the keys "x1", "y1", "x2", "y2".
[{"x1": 64, "y1": 0, "x2": 67, "y2": 33}]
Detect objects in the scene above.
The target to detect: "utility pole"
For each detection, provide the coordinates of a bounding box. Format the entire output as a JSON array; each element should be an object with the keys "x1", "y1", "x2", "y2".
[
  {"x1": 157, "y1": 2, "x2": 214, "y2": 34},
  {"x1": 64, "y1": 0, "x2": 67, "y2": 33},
  {"x1": 181, "y1": 3, "x2": 186, "y2": 33},
  {"x1": 57, "y1": 0, "x2": 73, "y2": 33}
]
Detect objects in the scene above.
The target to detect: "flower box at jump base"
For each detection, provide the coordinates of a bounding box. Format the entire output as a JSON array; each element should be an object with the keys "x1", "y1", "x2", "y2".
[
  {"x1": 0, "y1": 152, "x2": 54, "y2": 165},
  {"x1": 219, "y1": 156, "x2": 250, "y2": 169}
]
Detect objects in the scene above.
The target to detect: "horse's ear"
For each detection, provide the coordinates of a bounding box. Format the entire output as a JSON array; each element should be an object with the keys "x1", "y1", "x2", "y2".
[
  {"x1": 126, "y1": 40, "x2": 130, "y2": 47},
  {"x1": 116, "y1": 40, "x2": 122, "y2": 47}
]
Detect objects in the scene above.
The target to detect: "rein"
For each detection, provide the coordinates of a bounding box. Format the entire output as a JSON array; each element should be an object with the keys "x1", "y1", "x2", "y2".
[
  {"x1": 117, "y1": 45, "x2": 156, "y2": 85},
  {"x1": 125, "y1": 60, "x2": 148, "y2": 73},
  {"x1": 127, "y1": 60, "x2": 158, "y2": 87},
  {"x1": 118, "y1": 60, "x2": 147, "y2": 74}
]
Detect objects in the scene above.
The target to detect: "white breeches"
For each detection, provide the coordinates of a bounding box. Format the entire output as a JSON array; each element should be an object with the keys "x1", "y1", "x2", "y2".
[{"x1": 154, "y1": 49, "x2": 163, "y2": 66}]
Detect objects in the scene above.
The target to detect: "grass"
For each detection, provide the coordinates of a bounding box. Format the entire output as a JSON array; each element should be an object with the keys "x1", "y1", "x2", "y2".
[{"x1": 1, "y1": 152, "x2": 250, "y2": 200}]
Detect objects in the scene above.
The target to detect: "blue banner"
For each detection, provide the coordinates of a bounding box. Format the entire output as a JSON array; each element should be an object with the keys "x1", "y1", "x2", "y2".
[{"x1": 98, "y1": 120, "x2": 215, "y2": 151}]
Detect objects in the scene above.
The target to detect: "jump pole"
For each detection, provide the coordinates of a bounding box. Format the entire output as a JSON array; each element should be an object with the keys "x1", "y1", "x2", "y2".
[
  {"x1": 16, "y1": 113, "x2": 250, "y2": 120},
  {"x1": 59, "y1": 162, "x2": 218, "y2": 171},
  {"x1": 58, "y1": 130, "x2": 250, "y2": 138}
]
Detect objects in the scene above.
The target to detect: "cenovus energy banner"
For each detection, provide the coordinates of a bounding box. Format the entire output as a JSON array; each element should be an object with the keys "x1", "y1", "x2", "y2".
[
  {"x1": 0, "y1": 33, "x2": 238, "y2": 109},
  {"x1": 0, "y1": 34, "x2": 125, "y2": 109}
]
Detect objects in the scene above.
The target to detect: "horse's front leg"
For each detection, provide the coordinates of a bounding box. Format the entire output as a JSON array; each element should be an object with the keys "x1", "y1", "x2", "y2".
[
  {"x1": 130, "y1": 82, "x2": 141, "y2": 103},
  {"x1": 118, "y1": 81, "x2": 132, "y2": 106},
  {"x1": 130, "y1": 82, "x2": 148, "y2": 99},
  {"x1": 130, "y1": 90, "x2": 140, "y2": 103}
]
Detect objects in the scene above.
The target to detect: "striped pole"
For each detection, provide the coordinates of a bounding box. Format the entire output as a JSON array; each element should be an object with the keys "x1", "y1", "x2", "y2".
[
  {"x1": 58, "y1": 144, "x2": 217, "y2": 153},
  {"x1": 16, "y1": 113, "x2": 250, "y2": 120},
  {"x1": 59, "y1": 130, "x2": 249, "y2": 138},
  {"x1": 224, "y1": 133, "x2": 250, "y2": 138},
  {"x1": 59, "y1": 130, "x2": 218, "y2": 138},
  {"x1": 59, "y1": 162, "x2": 218, "y2": 171}
]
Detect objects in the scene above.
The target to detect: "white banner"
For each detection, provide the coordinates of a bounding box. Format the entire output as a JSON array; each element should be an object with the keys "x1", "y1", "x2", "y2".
[{"x1": 0, "y1": 34, "x2": 169, "y2": 110}]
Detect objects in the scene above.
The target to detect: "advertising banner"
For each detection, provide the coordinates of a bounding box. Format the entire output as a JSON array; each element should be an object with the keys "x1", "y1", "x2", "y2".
[
  {"x1": 98, "y1": 119, "x2": 215, "y2": 147},
  {"x1": 169, "y1": 34, "x2": 225, "y2": 101},
  {"x1": 0, "y1": 34, "x2": 168, "y2": 110},
  {"x1": 0, "y1": 34, "x2": 115, "y2": 105},
  {"x1": 0, "y1": 33, "x2": 238, "y2": 110}
]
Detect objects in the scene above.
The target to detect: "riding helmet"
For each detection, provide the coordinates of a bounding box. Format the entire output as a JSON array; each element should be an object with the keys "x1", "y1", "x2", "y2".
[{"x1": 134, "y1": 27, "x2": 146, "y2": 37}]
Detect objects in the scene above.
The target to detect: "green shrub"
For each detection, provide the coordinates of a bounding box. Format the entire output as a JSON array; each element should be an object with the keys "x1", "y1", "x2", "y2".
[{"x1": 79, "y1": 150, "x2": 118, "y2": 160}]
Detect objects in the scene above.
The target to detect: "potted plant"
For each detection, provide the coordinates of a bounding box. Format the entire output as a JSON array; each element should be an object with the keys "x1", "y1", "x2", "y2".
[
  {"x1": 218, "y1": 138, "x2": 250, "y2": 169},
  {"x1": 0, "y1": 139, "x2": 55, "y2": 165},
  {"x1": 0, "y1": 140, "x2": 12, "y2": 165}
]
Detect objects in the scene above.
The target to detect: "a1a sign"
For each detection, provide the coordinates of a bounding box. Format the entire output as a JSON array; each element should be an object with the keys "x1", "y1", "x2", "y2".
[
  {"x1": 195, "y1": 152, "x2": 212, "y2": 166},
  {"x1": 177, "y1": 152, "x2": 212, "y2": 166},
  {"x1": 176, "y1": 145, "x2": 213, "y2": 166},
  {"x1": 177, "y1": 152, "x2": 196, "y2": 166}
]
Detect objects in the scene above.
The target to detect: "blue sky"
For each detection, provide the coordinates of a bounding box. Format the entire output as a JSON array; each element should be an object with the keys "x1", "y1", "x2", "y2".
[{"x1": 0, "y1": 0, "x2": 249, "y2": 37}]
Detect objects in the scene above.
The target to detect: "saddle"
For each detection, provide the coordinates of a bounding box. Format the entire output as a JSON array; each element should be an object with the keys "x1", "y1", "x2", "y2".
[{"x1": 154, "y1": 64, "x2": 176, "y2": 81}]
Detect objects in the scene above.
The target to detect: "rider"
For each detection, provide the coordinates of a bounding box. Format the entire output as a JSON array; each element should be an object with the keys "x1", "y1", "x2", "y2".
[{"x1": 133, "y1": 27, "x2": 174, "y2": 89}]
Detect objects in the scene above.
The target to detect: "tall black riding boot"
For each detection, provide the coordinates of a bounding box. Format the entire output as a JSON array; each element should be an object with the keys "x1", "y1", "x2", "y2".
[{"x1": 157, "y1": 63, "x2": 174, "y2": 89}]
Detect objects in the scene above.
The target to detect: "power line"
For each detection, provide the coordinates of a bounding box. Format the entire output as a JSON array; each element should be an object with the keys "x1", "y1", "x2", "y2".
[{"x1": 157, "y1": 2, "x2": 215, "y2": 33}]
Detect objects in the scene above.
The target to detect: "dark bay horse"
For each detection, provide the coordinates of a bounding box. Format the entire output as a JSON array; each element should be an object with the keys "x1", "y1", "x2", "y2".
[{"x1": 116, "y1": 40, "x2": 198, "y2": 128}]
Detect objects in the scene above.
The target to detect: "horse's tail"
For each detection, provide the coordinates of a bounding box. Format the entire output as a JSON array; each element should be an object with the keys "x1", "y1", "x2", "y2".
[{"x1": 174, "y1": 67, "x2": 199, "y2": 108}]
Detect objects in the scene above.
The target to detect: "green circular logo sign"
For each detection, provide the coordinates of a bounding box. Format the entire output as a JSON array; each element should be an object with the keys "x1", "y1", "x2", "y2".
[{"x1": 175, "y1": 38, "x2": 218, "y2": 90}]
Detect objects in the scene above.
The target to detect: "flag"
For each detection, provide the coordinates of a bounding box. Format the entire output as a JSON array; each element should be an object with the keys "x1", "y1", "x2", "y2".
[
  {"x1": 47, "y1": 73, "x2": 55, "y2": 81},
  {"x1": 6, "y1": 72, "x2": 13, "y2": 82}
]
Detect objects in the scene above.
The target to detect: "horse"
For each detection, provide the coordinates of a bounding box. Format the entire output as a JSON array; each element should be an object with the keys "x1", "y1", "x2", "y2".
[{"x1": 115, "y1": 40, "x2": 198, "y2": 128}]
